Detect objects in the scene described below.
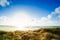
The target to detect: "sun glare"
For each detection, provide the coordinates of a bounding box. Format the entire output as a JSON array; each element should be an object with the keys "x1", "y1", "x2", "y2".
[{"x1": 5, "y1": 11, "x2": 35, "y2": 30}]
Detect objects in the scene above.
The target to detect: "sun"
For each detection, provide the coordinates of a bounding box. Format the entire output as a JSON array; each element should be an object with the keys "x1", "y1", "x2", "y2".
[{"x1": 5, "y1": 11, "x2": 35, "y2": 30}]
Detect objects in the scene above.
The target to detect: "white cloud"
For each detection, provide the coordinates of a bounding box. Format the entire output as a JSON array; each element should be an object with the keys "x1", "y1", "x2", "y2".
[
  {"x1": 0, "y1": 0, "x2": 10, "y2": 7},
  {"x1": 55, "y1": 7, "x2": 60, "y2": 14},
  {"x1": 37, "y1": 6, "x2": 60, "y2": 26}
]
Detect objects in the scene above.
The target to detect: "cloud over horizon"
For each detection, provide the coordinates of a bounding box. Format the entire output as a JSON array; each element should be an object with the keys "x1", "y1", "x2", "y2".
[
  {"x1": 37, "y1": 6, "x2": 60, "y2": 26},
  {"x1": 0, "y1": 6, "x2": 60, "y2": 27}
]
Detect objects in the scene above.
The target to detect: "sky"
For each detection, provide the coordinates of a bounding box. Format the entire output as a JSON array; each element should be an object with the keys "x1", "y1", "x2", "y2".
[{"x1": 0, "y1": 0, "x2": 60, "y2": 27}]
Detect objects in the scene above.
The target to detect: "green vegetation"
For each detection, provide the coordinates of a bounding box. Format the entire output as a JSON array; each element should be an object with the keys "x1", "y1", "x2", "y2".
[{"x1": 0, "y1": 28, "x2": 60, "y2": 40}]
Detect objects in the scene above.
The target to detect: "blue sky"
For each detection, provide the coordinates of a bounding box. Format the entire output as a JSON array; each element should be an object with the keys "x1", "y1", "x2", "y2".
[
  {"x1": 0, "y1": 0, "x2": 60, "y2": 26},
  {"x1": 0, "y1": 0, "x2": 60, "y2": 17}
]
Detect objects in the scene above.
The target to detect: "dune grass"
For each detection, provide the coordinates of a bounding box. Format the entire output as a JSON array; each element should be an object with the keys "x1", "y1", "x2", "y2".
[{"x1": 0, "y1": 28, "x2": 60, "y2": 40}]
